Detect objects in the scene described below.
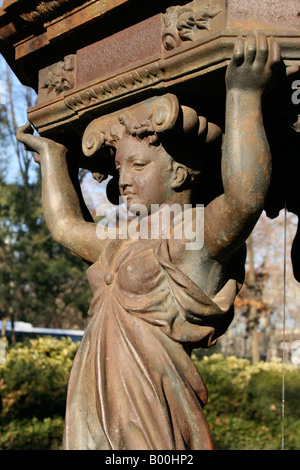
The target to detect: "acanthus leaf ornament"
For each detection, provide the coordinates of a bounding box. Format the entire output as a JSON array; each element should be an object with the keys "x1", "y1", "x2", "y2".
[
  {"x1": 163, "y1": 0, "x2": 223, "y2": 51},
  {"x1": 42, "y1": 55, "x2": 76, "y2": 96}
]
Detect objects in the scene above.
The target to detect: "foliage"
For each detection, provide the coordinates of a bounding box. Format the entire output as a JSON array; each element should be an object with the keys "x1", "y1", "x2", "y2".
[
  {"x1": 1, "y1": 341, "x2": 299, "y2": 450},
  {"x1": 0, "y1": 416, "x2": 64, "y2": 450},
  {"x1": 194, "y1": 353, "x2": 300, "y2": 450},
  {"x1": 0, "y1": 336, "x2": 79, "y2": 450},
  {"x1": 0, "y1": 173, "x2": 92, "y2": 329},
  {"x1": 0, "y1": 65, "x2": 92, "y2": 331}
]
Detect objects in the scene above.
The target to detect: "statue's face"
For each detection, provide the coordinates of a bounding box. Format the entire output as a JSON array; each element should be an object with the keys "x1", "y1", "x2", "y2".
[{"x1": 115, "y1": 135, "x2": 175, "y2": 215}]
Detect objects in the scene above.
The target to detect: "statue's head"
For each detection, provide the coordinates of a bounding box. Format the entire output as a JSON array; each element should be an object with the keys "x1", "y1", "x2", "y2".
[{"x1": 82, "y1": 94, "x2": 222, "y2": 210}]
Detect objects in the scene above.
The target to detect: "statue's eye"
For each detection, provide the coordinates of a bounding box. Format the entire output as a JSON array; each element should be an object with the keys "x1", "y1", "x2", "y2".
[{"x1": 132, "y1": 161, "x2": 146, "y2": 170}]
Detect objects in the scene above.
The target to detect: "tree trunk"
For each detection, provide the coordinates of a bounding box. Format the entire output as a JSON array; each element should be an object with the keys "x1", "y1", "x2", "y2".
[
  {"x1": 1, "y1": 317, "x2": 8, "y2": 337},
  {"x1": 10, "y1": 313, "x2": 15, "y2": 344},
  {"x1": 247, "y1": 235, "x2": 261, "y2": 364},
  {"x1": 250, "y1": 311, "x2": 260, "y2": 364}
]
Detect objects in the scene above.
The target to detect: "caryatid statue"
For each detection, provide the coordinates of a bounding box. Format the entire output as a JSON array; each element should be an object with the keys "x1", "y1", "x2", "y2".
[{"x1": 17, "y1": 33, "x2": 295, "y2": 450}]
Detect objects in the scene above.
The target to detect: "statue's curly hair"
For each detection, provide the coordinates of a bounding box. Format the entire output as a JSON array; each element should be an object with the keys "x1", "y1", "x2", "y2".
[
  {"x1": 90, "y1": 107, "x2": 223, "y2": 205},
  {"x1": 106, "y1": 112, "x2": 203, "y2": 182}
]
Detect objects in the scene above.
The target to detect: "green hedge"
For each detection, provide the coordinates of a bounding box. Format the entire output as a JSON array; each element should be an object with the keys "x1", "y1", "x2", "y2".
[
  {"x1": 194, "y1": 353, "x2": 300, "y2": 450},
  {"x1": 1, "y1": 339, "x2": 300, "y2": 450},
  {"x1": 0, "y1": 336, "x2": 79, "y2": 450}
]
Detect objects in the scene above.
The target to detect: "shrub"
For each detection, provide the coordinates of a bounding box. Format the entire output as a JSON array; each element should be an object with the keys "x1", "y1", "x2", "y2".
[
  {"x1": 0, "y1": 416, "x2": 64, "y2": 450},
  {"x1": 0, "y1": 336, "x2": 79, "y2": 450},
  {"x1": 194, "y1": 353, "x2": 300, "y2": 450},
  {"x1": 1, "y1": 342, "x2": 299, "y2": 450}
]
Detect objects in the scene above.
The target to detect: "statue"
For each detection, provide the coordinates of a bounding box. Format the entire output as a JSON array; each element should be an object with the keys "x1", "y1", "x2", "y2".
[{"x1": 16, "y1": 33, "x2": 293, "y2": 450}]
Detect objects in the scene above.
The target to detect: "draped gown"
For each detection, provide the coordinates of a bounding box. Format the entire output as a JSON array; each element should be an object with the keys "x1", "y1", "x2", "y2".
[{"x1": 63, "y1": 213, "x2": 238, "y2": 450}]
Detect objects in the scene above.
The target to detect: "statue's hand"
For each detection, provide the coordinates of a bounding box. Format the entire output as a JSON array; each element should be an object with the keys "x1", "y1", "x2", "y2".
[
  {"x1": 226, "y1": 32, "x2": 282, "y2": 94},
  {"x1": 16, "y1": 122, "x2": 67, "y2": 164}
]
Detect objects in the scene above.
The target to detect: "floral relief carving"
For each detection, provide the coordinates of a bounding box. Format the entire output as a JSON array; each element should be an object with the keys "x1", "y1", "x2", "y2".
[
  {"x1": 43, "y1": 55, "x2": 75, "y2": 96},
  {"x1": 163, "y1": 0, "x2": 223, "y2": 50}
]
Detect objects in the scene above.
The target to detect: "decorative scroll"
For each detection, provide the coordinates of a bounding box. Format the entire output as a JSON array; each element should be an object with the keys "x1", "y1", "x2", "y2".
[
  {"x1": 81, "y1": 92, "x2": 221, "y2": 169},
  {"x1": 43, "y1": 55, "x2": 75, "y2": 95},
  {"x1": 163, "y1": 0, "x2": 223, "y2": 50},
  {"x1": 65, "y1": 63, "x2": 162, "y2": 112},
  {"x1": 82, "y1": 94, "x2": 181, "y2": 157}
]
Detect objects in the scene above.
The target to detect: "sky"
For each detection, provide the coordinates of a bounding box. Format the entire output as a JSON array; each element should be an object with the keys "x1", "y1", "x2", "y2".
[
  {"x1": 0, "y1": 54, "x2": 38, "y2": 183},
  {"x1": 0, "y1": 50, "x2": 114, "y2": 212}
]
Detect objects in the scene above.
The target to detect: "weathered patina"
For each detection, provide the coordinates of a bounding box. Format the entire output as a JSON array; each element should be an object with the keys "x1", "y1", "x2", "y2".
[
  {"x1": 0, "y1": 1, "x2": 299, "y2": 224},
  {"x1": 1, "y1": 0, "x2": 299, "y2": 450}
]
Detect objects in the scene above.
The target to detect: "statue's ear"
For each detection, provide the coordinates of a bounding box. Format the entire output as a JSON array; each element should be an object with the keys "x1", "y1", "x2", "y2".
[{"x1": 171, "y1": 165, "x2": 188, "y2": 189}]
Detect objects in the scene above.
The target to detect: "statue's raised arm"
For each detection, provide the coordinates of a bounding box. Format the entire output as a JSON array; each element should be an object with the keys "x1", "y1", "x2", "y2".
[
  {"x1": 16, "y1": 123, "x2": 112, "y2": 264},
  {"x1": 204, "y1": 33, "x2": 281, "y2": 262}
]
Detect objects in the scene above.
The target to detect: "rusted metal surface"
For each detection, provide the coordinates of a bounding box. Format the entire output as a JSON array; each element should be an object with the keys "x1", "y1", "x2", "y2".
[
  {"x1": 227, "y1": 0, "x2": 300, "y2": 31},
  {"x1": 0, "y1": 0, "x2": 299, "y2": 126},
  {"x1": 76, "y1": 15, "x2": 163, "y2": 87},
  {"x1": 16, "y1": 29, "x2": 297, "y2": 448},
  {"x1": 3, "y1": 0, "x2": 300, "y2": 450}
]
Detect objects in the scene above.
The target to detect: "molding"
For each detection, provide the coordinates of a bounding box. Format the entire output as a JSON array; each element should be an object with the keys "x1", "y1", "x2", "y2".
[
  {"x1": 27, "y1": 34, "x2": 300, "y2": 136},
  {"x1": 1, "y1": 0, "x2": 83, "y2": 25},
  {"x1": 21, "y1": 1, "x2": 71, "y2": 22},
  {"x1": 64, "y1": 62, "x2": 162, "y2": 112}
]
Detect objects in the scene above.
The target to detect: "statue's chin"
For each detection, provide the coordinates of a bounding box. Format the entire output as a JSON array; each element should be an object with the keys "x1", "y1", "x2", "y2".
[{"x1": 127, "y1": 202, "x2": 149, "y2": 219}]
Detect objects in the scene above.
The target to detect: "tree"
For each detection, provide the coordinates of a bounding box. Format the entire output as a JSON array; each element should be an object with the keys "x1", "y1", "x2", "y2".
[
  {"x1": 223, "y1": 209, "x2": 300, "y2": 363},
  {"x1": 0, "y1": 62, "x2": 92, "y2": 337}
]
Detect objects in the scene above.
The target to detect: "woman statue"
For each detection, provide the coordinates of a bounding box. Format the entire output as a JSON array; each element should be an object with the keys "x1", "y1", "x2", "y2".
[{"x1": 17, "y1": 33, "x2": 283, "y2": 450}]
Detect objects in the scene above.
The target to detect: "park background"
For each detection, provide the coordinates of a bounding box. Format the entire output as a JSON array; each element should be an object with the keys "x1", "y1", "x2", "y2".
[{"x1": 0, "y1": 32, "x2": 299, "y2": 450}]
